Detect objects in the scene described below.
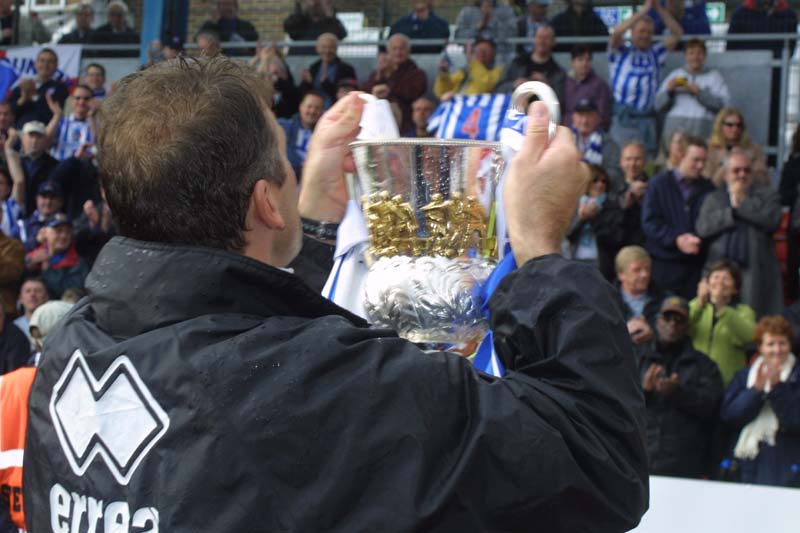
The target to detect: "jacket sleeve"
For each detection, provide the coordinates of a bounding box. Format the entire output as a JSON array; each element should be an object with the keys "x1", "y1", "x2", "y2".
[
  {"x1": 343, "y1": 255, "x2": 648, "y2": 531},
  {"x1": 721, "y1": 304, "x2": 757, "y2": 347},
  {"x1": 778, "y1": 158, "x2": 800, "y2": 208},
  {"x1": 283, "y1": 12, "x2": 309, "y2": 39},
  {"x1": 720, "y1": 370, "x2": 763, "y2": 428},
  {"x1": 735, "y1": 186, "x2": 782, "y2": 234},
  {"x1": 654, "y1": 72, "x2": 675, "y2": 113},
  {"x1": 390, "y1": 67, "x2": 427, "y2": 106},
  {"x1": 695, "y1": 71, "x2": 729, "y2": 114},
  {"x1": 669, "y1": 356, "x2": 724, "y2": 418},
  {"x1": 641, "y1": 178, "x2": 681, "y2": 249},
  {"x1": 598, "y1": 79, "x2": 612, "y2": 131},
  {"x1": 768, "y1": 375, "x2": 800, "y2": 432},
  {"x1": 433, "y1": 70, "x2": 464, "y2": 98},
  {"x1": 0, "y1": 238, "x2": 23, "y2": 284},
  {"x1": 695, "y1": 192, "x2": 734, "y2": 239},
  {"x1": 591, "y1": 199, "x2": 625, "y2": 248},
  {"x1": 750, "y1": 144, "x2": 770, "y2": 186}
]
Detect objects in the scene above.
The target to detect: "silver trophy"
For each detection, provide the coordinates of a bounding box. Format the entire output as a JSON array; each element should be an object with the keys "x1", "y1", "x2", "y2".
[{"x1": 349, "y1": 82, "x2": 560, "y2": 346}]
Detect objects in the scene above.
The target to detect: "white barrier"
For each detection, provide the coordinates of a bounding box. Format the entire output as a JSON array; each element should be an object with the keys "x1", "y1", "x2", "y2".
[{"x1": 633, "y1": 475, "x2": 800, "y2": 533}]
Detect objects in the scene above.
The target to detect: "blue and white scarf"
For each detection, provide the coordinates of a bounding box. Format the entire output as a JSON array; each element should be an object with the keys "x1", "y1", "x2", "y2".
[{"x1": 574, "y1": 128, "x2": 604, "y2": 165}]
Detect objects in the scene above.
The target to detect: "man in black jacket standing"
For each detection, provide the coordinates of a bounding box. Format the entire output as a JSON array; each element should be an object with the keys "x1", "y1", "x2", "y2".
[{"x1": 23, "y1": 57, "x2": 648, "y2": 531}]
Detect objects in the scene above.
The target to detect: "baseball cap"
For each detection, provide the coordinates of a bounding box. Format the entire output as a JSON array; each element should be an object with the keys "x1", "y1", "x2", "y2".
[
  {"x1": 659, "y1": 296, "x2": 689, "y2": 318},
  {"x1": 46, "y1": 213, "x2": 71, "y2": 228},
  {"x1": 29, "y1": 300, "x2": 74, "y2": 342},
  {"x1": 574, "y1": 98, "x2": 597, "y2": 113},
  {"x1": 22, "y1": 121, "x2": 46, "y2": 135},
  {"x1": 37, "y1": 180, "x2": 63, "y2": 197}
]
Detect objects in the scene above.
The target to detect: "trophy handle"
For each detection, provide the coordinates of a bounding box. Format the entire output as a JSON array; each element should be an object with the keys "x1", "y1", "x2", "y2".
[{"x1": 510, "y1": 81, "x2": 560, "y2": 142}]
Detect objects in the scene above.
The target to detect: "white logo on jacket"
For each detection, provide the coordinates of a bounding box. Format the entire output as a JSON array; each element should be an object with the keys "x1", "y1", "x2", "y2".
[{"x1": 49, "y1": 349, "x2": 170, "y2": 486}]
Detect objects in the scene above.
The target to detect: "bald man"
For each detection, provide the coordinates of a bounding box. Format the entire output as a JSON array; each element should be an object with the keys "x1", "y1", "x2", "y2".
[
  {"x1": 363, "y1": 33, "x2": 428, "y2": 133},
  {"x1": 299, "y1": 33, "x2": 357, "y2": 109}
]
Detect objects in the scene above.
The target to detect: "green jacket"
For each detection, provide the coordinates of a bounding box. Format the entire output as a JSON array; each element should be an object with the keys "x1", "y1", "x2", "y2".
[{"x1": 688, "y1": 299, "x2": 755, "y2": 385}]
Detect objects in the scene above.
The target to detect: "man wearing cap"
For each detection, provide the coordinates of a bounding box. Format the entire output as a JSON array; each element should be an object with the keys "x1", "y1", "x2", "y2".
[
  {"x1": 299, "y1": 33, "x2": 357, "y2": 110},
  {"x1": 572, "y1": 98, "x2": 622, "y2": 187},
  {"x1": 8, "y1": 48, "x2": 69, "y2": 129},
  {"x1": 4, "y1": 121, "x2": 59, "y2": 216},
  {"x1": 434, "y1": 37, "x2": 503, "y2": 98},
  {"x1": 516, "y1": 0, "x2": 549, "y2": 55},
  {"x1": 390, "y1": 0, "x2": 451, "y2": 54},
  {"x1": 16, "y1": 180, "x2": 63, "y2": 252},
  {"x1": 640, "y1": 295, "x2": 723, "y2": 479},
  {"x1": 24, "y1": 213, "x2": 87, "y2": 298}
]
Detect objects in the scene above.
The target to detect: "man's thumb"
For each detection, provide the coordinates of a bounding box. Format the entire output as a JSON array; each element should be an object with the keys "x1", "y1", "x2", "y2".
[{"x1": 521, "y1": 101, "x2": 550, "y2": 164}]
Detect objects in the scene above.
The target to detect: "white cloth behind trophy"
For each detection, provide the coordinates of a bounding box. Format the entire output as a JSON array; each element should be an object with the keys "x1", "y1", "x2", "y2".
[{"x1": 322, "y1": 97, "x2": 399, "y2": 318}]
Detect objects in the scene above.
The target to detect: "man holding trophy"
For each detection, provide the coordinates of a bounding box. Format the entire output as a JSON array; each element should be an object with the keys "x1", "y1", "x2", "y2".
[{"x1": 23, "y1": 57, "x2": 647, "y2": 531}]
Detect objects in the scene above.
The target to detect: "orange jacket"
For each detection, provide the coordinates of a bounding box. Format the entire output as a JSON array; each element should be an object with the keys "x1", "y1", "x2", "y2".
[{"x1": 0, "y1": 366, "x2": 36, "y2": 529}]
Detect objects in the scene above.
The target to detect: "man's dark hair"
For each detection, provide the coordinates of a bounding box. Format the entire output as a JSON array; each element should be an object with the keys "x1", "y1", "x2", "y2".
[
  {"x1": 97, "y1": 56, "x2": 285, "y2": 252},
  {"x1": 301, "y1": 89, "x2": 326, "y2": 104},
  {"x1": 37, "y1": 47, "x2": 58, "y2": 62},
  {"x1": 684, "y1": 135, "x2": 707, "y2": 151},
  {"x1": 706, "y1": 259, "x2": 742, "y2": 291},
  {"x1": 474, "y1": 37, "x2": 496, "y2": 50},
  {"x1": 571, "y1": 44, "x2": 592, "y2": 59},
  {"x1": 85, "y1": 63, "x2": 106, "y2": 77}
]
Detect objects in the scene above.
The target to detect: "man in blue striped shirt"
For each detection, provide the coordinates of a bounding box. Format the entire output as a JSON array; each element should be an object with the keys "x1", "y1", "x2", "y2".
[
  {"x1": 44, "y1": 84, "x2": 95, "y2": 162},
  {"x1": 608, "y1": 0, "x2": 682, "y2": 157}
]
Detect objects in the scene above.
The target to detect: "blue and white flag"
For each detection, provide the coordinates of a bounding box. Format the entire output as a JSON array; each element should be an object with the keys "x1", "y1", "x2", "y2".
[{"x1": 428, "y1": 94, "x2": 511, "y2": 141}]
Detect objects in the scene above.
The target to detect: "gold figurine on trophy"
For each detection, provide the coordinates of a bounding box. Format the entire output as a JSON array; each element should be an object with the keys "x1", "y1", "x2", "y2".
[{"x1": 363, "y1": 192, "x2": 490, "y2": 259}]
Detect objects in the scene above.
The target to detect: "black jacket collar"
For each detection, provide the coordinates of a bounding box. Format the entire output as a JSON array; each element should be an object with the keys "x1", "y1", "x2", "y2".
[{"x1": 86, "y1": 237, "x2": 366, "y2": 339}]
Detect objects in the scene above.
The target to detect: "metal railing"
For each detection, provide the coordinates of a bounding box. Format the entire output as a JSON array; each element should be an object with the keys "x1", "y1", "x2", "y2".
[{"x1": 2, "y1": 31, "x2": 798, "y2": 162}]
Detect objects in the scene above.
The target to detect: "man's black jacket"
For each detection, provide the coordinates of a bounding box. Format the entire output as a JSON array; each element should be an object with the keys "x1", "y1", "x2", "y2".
[
  {"x1": 640, "y1": 339, "x2": 723, "y2": 478},
  {"x1": 24, "y1": 237, "x2": 648, "y2": 531}
]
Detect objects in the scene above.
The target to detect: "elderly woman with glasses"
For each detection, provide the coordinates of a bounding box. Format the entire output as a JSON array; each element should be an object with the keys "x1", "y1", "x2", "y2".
[
  {"x1": 705, "y1": 107, "x2": 769, "y2": 188},
  {"x1": 721, "y1": 315, "x2": 800, "y2": 487}
]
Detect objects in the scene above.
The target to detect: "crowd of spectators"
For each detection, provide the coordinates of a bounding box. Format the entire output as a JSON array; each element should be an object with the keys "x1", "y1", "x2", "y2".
[
  {"x1": 0, "y1": 6, "x2": 797, "y2": 527},
  {"x1": 0, "y1": 43, "x2": 113, "y2": 408},
  {"x1": 210, "y1": 0, "x2": 800, "y2": 491}
]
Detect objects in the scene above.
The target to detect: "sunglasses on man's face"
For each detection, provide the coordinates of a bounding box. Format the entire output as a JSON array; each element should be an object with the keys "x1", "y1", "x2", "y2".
[
  {"x1": 723, "y1": 121, "x2": 743, "y2": 129},
  {"x1": 660, "y1": 312, "x2": 687, "y2": 325}
]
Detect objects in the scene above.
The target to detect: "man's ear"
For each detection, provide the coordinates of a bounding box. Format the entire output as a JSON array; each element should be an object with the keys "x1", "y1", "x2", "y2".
[{"x1": 250, "y1": 179, "x2": 286, "y2": 230}]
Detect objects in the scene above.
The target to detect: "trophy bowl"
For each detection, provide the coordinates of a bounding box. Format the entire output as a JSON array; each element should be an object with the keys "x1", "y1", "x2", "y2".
[{"x1": 349, "y1": 138, "x2": 505, "y2": 345}]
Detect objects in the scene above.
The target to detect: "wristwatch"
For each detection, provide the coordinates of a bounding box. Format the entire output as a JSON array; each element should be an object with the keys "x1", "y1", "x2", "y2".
[{"x1": 301, "y1": 217, "x2": 339, "y2": 241}]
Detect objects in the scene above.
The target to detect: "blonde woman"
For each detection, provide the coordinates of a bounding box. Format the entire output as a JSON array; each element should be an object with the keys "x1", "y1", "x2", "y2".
[{"x1": 705, "y1": 107, "x2": 769, "y2": 188}]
